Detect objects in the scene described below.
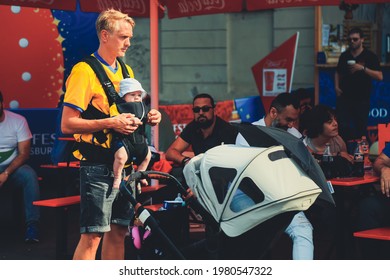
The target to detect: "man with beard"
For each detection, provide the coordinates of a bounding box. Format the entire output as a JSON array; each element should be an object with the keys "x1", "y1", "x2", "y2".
[
  {"x1": 166, "y1": 93, "x2": 238, "y2": 259},
  {"x1": 335, "y1": 27, "x2": 382, "y2": 142},
  {"x1": 235, "y1": 92, "x2": 314, "y2": 260},
  {"x1": 0, "y1": 90, "x2": 40, "y2": 243},
  {"x1": 165, "y1": 93, "x2": 238, "y2": 166}
]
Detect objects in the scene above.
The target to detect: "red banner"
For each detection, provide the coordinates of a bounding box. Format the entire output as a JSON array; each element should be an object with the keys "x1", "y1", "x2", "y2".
[
  {"x1": 0, "y1": 0, "x2": 77, "y2": 11},
  {"x1": 166, "y1": 0, "x2": 243, "y2": 19},
  {"x1": 79, "y1": 0, "x2": 165, "y2": 18},
  {"x1": 246, "y1": 0, "x2": 339, "y2": 11},
  {"x1": 251, "y1": 33, "x2": 299, "y2": 113},
  {"x1": 345, "y1": 0, "x2": 388, "y2": 3}
]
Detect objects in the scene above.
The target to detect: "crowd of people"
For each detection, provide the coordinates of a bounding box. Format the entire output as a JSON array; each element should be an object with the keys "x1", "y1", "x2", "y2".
[{"x1": 1, "y1": 9, "x2": 387, "y2": 260}]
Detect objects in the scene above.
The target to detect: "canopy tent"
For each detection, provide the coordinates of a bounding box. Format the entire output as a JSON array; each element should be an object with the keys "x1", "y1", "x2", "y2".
[{"x1": 0, "y1": 0, "x2": 386, "y2": 148}]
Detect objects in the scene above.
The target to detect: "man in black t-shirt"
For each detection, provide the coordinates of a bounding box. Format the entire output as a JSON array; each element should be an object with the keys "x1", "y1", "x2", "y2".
[
  {"x1": 335, "y1": 27, "x2": 383, "y2": 142},
  {"x1": 165, "y1": 93, "x2": 238, "y2": 166}
]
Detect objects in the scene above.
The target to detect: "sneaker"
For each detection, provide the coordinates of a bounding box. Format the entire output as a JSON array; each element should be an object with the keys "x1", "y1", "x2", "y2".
[{"x1": 25, "y1": 223, "x2": 39, "y2": 243}]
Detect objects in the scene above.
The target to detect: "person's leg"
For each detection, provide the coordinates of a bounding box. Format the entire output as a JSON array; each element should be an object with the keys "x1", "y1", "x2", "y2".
[
  {"x1": 284, "y1": 211, "x2": 314, "y2": 260},
  {"x1": 336, "y1": 96, "x2": 353, "y2": 142},
  {"x1": 101, "y1": 224, "x2": 128, "y2": 259},
  {"x1": 136, "y1": 148, "x2": 151, "y2": 186},
  {"x1": 102, "y1": 186, "x2": 133, "y2": 260},
  {"x1": 353, "y1": 104, "x2": 369, "y2": 140},
  {"x1": 7, "y1": 165, "x2": 40, "y2": 224},
  {"x1": 73, "y1": 233, "x2": 102, "y2": 260},
  {"x1": 113, "y1": 147, "x2": 128, "y2": 189},
  {"x1": 75, "y1": 163, "x2": 117, "y2": 260}
]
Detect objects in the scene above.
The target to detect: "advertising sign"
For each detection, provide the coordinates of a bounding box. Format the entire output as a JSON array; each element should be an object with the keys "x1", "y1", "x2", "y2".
[
  {"x1": 166, "y1": 0, "x2": 243, "y2": 19},
  {"x1": 252, "y1": 32, "x2": 299, "y2": 112}
]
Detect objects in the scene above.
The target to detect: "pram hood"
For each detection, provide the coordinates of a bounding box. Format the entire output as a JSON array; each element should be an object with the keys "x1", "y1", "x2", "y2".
[
  {"x1": 183, "y1": 144, "x2": 322, "y2": 237},
  {"x1": 235, "y1": 124, "x2": 335, "y2": 205}
]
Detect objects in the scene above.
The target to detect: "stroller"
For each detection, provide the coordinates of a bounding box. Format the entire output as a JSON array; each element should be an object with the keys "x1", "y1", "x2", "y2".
[{"x1": 120, "y1": 125, "x2": 334, "y2": 259}]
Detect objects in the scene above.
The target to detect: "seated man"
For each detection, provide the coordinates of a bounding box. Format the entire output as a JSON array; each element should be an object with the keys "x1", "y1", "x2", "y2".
[
  {"x1": 355, "y1": 142, "x2": 390, "y2": 259},
  {"x1": 236, "y1": 92, "x2": 313, "y2": 260},
  {"x1": 166, "y1": 93, "x2": 238, "y2": 167},
  {"x1": 0, "y1": 90, "x2": 40, "y2": 243}
]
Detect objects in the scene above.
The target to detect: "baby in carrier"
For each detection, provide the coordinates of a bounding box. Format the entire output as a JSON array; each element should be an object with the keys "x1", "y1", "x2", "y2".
[{"x1": 112, "y1": 78, "x2": 153, "y2": 189}]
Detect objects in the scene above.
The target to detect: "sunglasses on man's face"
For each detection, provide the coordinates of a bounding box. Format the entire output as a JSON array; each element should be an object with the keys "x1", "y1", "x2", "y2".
[
  {"x1": 348, "y1": 37, "x2": 360, "y2": 42},
  {"x1": 192, "y1": 106, "x2": 213, "y2": 113}
]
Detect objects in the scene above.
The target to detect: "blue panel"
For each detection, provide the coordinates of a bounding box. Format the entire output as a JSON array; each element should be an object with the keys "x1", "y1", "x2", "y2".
[{"x1": 234, "y1": 95, "x2": 265, "y2": 123}]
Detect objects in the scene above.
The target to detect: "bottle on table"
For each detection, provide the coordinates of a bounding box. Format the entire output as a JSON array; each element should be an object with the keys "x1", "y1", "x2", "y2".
[
  {"x1": 353, "y1": 140, "x2": 364, "y2": 177},
  {"x1": 360, "y1": 136, "x2": 371, "y2": 169},
  {"x1": 322, "y1": 143, "x2": 334, "y2": 179}
]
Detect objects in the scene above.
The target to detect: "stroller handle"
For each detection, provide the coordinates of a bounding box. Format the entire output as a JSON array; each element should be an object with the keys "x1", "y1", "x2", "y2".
[
  {"x1": 123, "y1": 170, "x2": 220, "y2": 231},
  {"x1": 126, "y1": 170, "x2": 187, "y2": 193}
]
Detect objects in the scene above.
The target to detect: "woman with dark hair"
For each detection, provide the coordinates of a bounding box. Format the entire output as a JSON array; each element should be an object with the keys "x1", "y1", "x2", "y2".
[{"x1": 301, "y1": 104, "x2": 353, "y2": 163}]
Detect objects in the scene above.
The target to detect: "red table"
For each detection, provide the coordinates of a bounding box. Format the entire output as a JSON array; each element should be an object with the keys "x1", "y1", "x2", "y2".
[
  {"x1": 330, "y1": 172, "x2": 379, "y2": 187},
  {"x1": 330, "y1": 171, "x2": 380, "y2": 259},
  {"x1": 57, "y1": 137, "x2": 75, "y2": 141},
  {"x1": 41, "y1": 161, "x2": 80, "y2": 169}
]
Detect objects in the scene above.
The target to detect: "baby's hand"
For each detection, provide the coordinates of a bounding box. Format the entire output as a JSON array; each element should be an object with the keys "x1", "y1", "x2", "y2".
[
  {"x1": 147, "y1": 109, "x2": 161, "y2": 126},
  {"x1": 140, "y1": 178, "x2": 149, "y2": 187}
]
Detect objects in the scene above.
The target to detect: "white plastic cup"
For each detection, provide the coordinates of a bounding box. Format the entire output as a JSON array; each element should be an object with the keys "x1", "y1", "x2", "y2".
[{"x1": 347, "y1": 60, "x2": 356, "y2": 65}]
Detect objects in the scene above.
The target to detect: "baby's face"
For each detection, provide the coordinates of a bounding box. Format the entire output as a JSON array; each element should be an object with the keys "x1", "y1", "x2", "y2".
[{"x1": 123, "y1": 90, "x2": 142, "y2": 102}]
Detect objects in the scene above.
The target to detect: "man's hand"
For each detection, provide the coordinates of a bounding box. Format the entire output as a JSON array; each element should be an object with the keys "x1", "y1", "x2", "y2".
[
  {"x1": 335, "y1": 87, "x2": 343, "y2": 97},
  {"x1": 147, "y1": 109, "x2": 162, "y2": 126},
  {"x1": 112, "y1": 113, "x2": 142, "y2": 135},
  {"x1": 380, "y1": 166, "x2": 390, "y2": 197},
  {"x1": 0, "y1": 171, "x2": 9, "y2": 187},
  {"x1": 349, "y1": 63, "x2": 364, "y2": 74}
]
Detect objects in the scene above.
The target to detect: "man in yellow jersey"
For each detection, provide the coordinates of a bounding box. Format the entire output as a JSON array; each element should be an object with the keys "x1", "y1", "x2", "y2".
[{"x1": 62, "y1": 9, "x2": 161, "y2": 260}]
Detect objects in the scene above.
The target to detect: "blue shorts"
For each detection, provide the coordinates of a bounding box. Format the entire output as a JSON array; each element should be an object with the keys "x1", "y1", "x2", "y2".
[{"x1": 79, "y1": 162, "x2": 134, "y2": 234}]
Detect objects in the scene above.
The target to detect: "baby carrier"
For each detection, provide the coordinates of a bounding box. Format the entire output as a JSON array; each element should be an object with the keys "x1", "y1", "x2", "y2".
[{"x1": 80, "y1": 56, "x2": 148, "y2": 164}]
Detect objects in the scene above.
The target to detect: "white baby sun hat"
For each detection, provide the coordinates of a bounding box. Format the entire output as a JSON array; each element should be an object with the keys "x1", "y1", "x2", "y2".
[{"x1": 119, "y1": 78, "x2": 147, "y2": 98}]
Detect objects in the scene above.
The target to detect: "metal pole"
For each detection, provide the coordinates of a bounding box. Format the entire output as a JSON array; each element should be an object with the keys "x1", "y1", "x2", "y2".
[{"x1": 150, "y1": 0, "x2": 159, "y2": 150}]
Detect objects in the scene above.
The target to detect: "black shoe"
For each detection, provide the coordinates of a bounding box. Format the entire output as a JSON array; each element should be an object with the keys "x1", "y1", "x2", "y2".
[{"x1": 25, "y1": 223, "x2": 39, "y2": 243}]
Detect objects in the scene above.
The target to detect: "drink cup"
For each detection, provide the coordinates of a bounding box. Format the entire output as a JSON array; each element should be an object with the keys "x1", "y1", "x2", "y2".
[
  {"x1": 264, "y1": 70, "x2": 275, "y2": 92},
  {"x1": 347, "y1": 60, "x2": 356, "y2": 65}
]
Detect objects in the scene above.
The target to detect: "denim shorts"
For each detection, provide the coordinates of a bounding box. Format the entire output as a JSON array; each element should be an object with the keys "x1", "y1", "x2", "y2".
[{"x1": 79, "y1": 162, "x2": 134, "y2": 234}]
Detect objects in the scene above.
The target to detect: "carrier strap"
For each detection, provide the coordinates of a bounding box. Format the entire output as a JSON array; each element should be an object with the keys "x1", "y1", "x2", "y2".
[
  {"x1": 82, "y1": 55, "x2": 130, "y2": 106},
  {"x1": 79, "y1": 55, "x2": 132, "y2": 145}
]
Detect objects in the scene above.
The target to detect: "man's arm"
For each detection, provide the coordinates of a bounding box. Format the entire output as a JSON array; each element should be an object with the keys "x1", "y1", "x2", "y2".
[
  {"x1": 334, "y1": 71, "x2": 343, "y2": 97},
  {"x1": 165, "y1": 137, "x2": 191, "y2": 166},
  {"x1": 373, "y1": 152, "x2": 390, "y2": 197},
  {"x1": 61, "y1": 106, "x2": 140, "y2": 135},
  {"x1": 0, "y1": 139, "x2": 30, "y2": 187},
  {"x1": 362, "y1": 66, "x2": 383, "y2": 81}
]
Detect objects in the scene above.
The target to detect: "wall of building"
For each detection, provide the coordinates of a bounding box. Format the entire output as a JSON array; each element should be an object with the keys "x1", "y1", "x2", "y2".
[
  {"x1": 125, "y1": 5, "x2": 388, "y2": 106},
  {"x1": 126, "y1": 8, "x2": 316, "y2": 105}
]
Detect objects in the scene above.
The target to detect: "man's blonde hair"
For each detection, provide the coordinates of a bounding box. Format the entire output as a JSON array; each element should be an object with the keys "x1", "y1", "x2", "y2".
[{"x1": 96, "y1": 9, "x2": 135, "y2": 38}]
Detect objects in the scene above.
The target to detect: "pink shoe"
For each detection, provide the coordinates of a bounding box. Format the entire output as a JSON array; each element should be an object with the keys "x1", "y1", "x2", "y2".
[{"x1": 131, "y1": 226, "x2": 152, "y2": 250}]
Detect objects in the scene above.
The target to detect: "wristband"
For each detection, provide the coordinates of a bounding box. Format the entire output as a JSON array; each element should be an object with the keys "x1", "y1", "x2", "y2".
[
  {"x1": 181, "y1": 157, "x2": 191, "y2": 167},
  {"x1": 362, "y1": 66, "x2": 366, "y2": 72}
]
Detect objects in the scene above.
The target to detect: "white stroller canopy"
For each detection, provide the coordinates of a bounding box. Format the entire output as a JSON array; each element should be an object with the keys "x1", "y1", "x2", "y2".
[{"x1": 183, "y1": 144, "x2": 322, "y2": 237}]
